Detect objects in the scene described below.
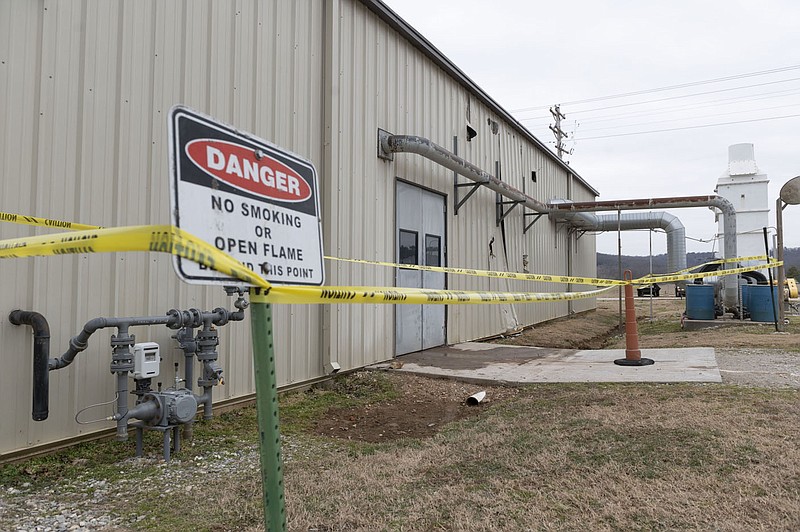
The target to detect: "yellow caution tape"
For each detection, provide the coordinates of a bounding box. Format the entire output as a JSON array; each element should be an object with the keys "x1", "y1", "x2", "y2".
[
  {"x1": 0, "y1": 225, "x2": 271, "y2": 289},
  {"x1": 721, "y1": 254, "x2": 772, "y2": 264},
  {"x1": 2, "y1": 213, "x2": 624, "y2": 287},
  {"x1": 661, "y1": 255, "x2": 769, "y2": 276},
  {"x1": 0, "y1": 214, "x2": 621, "y2": 303},
  {"x1": 634, "y1": 255, "x2": 775, "y2": 285},
  {"x1": 325, "y1": 255, "x2": 626, "y2": 286},
  {"x1": 0, "y1": 211, "x2": 102, "y2": 231},
  {"x1": 251, "y1": 284, "x2": 618, "y2": 305},
  {"x1": 0, "y1": 221, "x2": 616, "y2": 304},
  {"x1": 0, "y1": 213, "x2": 778, "y2": 285},
  {"x1": 642, "y1": 261, "x2": 782, "y2": 285},
  {"x1": 0, "y1": 212, "x2": 784, "y2": 305},
  {"x1": 327, "y1": 254, "x2": 779, "y2": 288}
]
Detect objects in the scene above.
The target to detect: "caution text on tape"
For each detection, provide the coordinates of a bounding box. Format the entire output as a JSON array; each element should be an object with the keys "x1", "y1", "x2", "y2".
[
  {"x1": 0, "y1": 224, "x2": 271, "y2": 289},
  {"x1": 0, "y1": 211, "x2": 102, "y2": 231},
  {"x1": 326, "y1": 256, "x2": 626, "y2": 286},
  {"x1": 251, "y1": 285, "x2": 617, "y2": 305}
]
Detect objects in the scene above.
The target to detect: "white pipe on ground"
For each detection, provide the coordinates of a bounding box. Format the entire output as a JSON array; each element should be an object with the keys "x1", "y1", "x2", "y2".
[{"x1": 466, "y1": 391, "x2": 486, "y2": 405}]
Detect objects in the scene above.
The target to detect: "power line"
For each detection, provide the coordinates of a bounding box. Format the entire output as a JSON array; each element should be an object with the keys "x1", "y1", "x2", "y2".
[
  {"x1": 576, "y1": 102, "x2": 800, "y2": 134},
  {"x1": 516, "y1": 85, "x2": 800, "y2": 129},
  {"x1": 554, "y1": 87, "x2": 800, "y2": 126},
  {"x1": 574, "y1": 113, "x2": 800, "y2": 141},
  {"x1": 510, "y1": 64, "x2": 800, "y2": 112},
  {"x1": 569, "y1": 77, "x2": 800, "y2": 114}
]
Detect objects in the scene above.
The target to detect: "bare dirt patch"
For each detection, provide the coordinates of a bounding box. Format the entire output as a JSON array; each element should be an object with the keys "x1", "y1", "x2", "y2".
[
  {"x1": 494, "y1": 297, "x2": 800, "y2": 351},
  {"x1": 312, "y1": 373, "x2": 520, "y2": 442},
  {"x1": 493, "y1": 307, "x2": 619, "y2": 349}
]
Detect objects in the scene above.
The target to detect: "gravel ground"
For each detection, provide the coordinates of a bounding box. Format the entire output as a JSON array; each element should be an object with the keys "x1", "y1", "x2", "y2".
[
  {"x1": 0, "y1": 447, "x2": 257, "y2": 532},
  {"x1": 716, "y1": 348, "x2": 800, "y2": 388}
]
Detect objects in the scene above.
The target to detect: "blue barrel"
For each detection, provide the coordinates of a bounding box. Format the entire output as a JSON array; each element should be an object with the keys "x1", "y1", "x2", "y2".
[
  {"x1": 748, "y1": 285, "x2": 779, "y2": 322},
  {"x1": 685, "y1": 284, "x2": 715, "y2": 320}
]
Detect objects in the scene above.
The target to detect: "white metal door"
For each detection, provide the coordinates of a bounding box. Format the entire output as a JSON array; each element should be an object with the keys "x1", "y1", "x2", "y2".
[{"x1": 396, "y1": 181, "x2": 446, "y2": 355}]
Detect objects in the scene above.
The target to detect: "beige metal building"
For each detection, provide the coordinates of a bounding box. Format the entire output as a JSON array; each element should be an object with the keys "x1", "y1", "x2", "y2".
[{"x1": 0, "y1": 0, "x2": 598, "y2": 458}]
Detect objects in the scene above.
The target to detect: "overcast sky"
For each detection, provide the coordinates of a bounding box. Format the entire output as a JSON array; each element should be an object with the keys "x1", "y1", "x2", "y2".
[{"x1": 384, "y1": 0, "x2": 800, "y2": 258}]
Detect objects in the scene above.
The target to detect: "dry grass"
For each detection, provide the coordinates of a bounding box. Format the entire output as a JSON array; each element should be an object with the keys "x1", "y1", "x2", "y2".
[
  {"x1": 185, "y1": 382, "x2": 800, "y2": 531},
  {"x1": 5, "y1": 301, "x2": 800, "y2": 531},
  {"x1": 4, "y1": 373, "x2": 800, "y2": 531}
]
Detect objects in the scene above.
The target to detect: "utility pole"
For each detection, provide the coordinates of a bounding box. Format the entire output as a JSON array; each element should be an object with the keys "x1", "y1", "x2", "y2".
[{"x1": 549, "y1": 104, "x2": 569, "y2": 159}]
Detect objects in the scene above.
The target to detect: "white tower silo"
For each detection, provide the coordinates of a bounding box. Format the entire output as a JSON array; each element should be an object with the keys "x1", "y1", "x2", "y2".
[{"x1": 715, "y1": 143, "x2": 769, "y2": 266}]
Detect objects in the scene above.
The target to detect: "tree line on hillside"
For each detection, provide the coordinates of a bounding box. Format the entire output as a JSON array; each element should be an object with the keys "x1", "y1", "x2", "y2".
[{"x1": 597, "y1": 247, "x2": 800, "y2": 281}]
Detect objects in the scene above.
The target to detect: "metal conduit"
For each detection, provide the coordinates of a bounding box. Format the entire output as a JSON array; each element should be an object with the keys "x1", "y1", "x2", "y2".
[{"x1": 378, "y1": 132, "x2": 738, "y2": 310}]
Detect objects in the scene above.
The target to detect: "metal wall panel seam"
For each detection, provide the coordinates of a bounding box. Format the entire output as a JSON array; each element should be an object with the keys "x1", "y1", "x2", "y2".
[{"x1": 322, "y1": 0, "x2": 341, "y2": 377}]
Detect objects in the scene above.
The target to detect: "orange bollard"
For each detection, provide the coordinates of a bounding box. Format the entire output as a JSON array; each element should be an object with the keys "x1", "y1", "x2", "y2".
[{"x1": 614, "y1": 270, "x2": 655, "y2": 367}]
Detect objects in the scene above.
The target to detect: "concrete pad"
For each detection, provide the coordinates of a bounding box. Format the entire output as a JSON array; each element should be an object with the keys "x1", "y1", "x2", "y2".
[{"x1": 382, "y1": 342, "x2": 721, "y2": 385}]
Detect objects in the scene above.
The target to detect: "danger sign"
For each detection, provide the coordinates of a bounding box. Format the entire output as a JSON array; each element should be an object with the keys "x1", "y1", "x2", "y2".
[{"x1": 168, "y1": 106, "x2": 324, "y2": 286}]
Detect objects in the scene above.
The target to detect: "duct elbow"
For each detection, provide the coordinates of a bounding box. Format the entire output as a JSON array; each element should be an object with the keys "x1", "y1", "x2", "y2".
[
  {"x1": 710, "y1": 195, "x2": 736, "y2": 218},
  {"x1": 9, "y1": 310, "x2": 51, "y2": 337},
  {"x1": 652, "y1": 212, "x2": 684, "y2": 235}
]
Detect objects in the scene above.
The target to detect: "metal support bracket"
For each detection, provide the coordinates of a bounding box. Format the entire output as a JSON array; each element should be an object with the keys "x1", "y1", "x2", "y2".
[
  {"x1": 523, "y1": 212, "x2": 544, "y2": 234},
  {"x1": 451, "y1": 134, "x2": 489, "y2": 215},
  {"x1": 496, "y1": 199, "x2": 524, "y2": 226},
  {"x1": 455, "y1": 182, "x2": 483, "y2": 215}
]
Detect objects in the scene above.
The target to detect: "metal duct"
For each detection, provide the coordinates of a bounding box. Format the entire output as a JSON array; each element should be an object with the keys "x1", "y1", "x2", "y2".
[
  {"x1": 549, "y1": 201, "x2": 688, "y2": 278},
  {"x1": 550, "y1": 197, "x2": 738, "y2": 309},
  {"x1": 379, "y1": 132, "x2": 549, "y2": 211},
  {"x1": 377, "y1": 132, "x2": 738, "y2": 309},
  {"x1": 596, "y1": 212, "x2": 686, "y2": 275},
  {"x1": 378, "y1": 132, "x2": 595, "y2": 222}
]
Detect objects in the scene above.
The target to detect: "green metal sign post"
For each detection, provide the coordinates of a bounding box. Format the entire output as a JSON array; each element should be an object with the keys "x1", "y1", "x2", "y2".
[
  {"x1": 168, "y1": 107, "x2": 324, "y2": 531},
  {"x1": 250, "y1": 293, "x2": 287, "y2": 531}
]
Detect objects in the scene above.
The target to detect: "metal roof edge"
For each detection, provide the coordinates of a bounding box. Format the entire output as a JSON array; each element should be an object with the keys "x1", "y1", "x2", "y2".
[{"x1": 358, "y1": 0, "x2": 599, "y2": 197}]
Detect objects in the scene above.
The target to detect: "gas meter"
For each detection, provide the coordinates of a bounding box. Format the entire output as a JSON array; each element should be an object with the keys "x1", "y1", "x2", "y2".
[{"x1": 133, "y1": 342, "x2": 160, "y2": 379}]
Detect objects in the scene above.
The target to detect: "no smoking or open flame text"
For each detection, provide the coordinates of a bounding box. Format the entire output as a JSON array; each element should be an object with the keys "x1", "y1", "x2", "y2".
[{"x1": 207, "y1": 195, "x2": 315, "y2": 280}]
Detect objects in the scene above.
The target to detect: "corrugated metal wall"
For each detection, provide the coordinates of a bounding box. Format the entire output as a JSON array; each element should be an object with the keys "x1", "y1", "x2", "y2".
[
  {"x1": 325, "y1": 1, "x2": 598, "y2": 356},
  {"x1": 0, "y1": 0, "x2": 326, "y2": 456},
  {"x1": 0, "y1": 0, "x2": 598, "y2": 457}
]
